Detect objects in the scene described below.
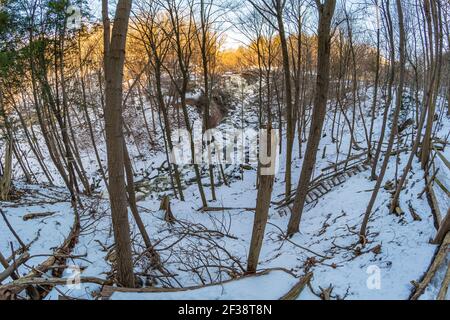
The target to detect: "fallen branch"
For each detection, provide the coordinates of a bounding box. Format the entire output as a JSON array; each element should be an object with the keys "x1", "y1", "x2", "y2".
[
  {"x1": 408, "y1": 202, "x2": 422, "y2": 222},
  {"x1": 433, "y1": 208, "x2": 450, "y2": 245},
  {"x1": 6, "y1": 232, "x2": 41, "y2": 264},
  {"x1": 425, "y1": 175, "x2": 442, "y2": 230},
  {"x1": 0, "y1": 253, "x2": 30, "y2": 283},
  {"x1": 434, "y1": 146, "x2": 450, "y2": 171},
  {"x1": 434, "y1": 178, "x2": 450, "y2": 197},
  {"x1": 279, "y1": 272, "x2": 313, "y2": 300},
  {"x1": 23, "y1": 212, "x2": 57, "y2": 221},
  {"x1": 101, "y1": 268, "x2": 293, "y2": 300},
  {"x1": 0, "y1": 252, "x2": 39, "y2": 300},
  {"x1": 0, "y1": 276, "x2": 110, "y2": 292},
  {"x1": 437, "y1": 263, "x2": 450, "y2": 300},
  {"x1": 267, "y1": 222, "x2": 331, "y2": 260},
  {"x1": 417, "y1": 168, "x2": 439, "y2": 199},
  {"x1": 0, "y1": 209, "x2": 26, "y2": 249},
  {"x1": 199, "y1": 207, "x2": 256, "y2": 212},
  {"x1": 410, "y1": 232, "x2": 450, "y2": 300},
  {"x1": 3, "y1": 208, "x2": 81, "y2": 299},
  {"x1": 321, "y1": 151, "x2": 367, "y2": 172}
]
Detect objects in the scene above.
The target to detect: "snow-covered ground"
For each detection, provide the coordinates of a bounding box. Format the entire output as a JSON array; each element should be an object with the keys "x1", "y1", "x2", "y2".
[
  {"x1": 1, "y1": 75, "x2": 449, "y2": 300},
  {"x1": 0, "y1": 185, "x2": 75, "y2": 271}
]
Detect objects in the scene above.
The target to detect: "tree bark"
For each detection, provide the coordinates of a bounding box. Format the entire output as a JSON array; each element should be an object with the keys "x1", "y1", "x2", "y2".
[
  {"x1": 420, "y1": 0, "x2": 438, "y2": 168},
  {"x1": 287, "y1": 0, "x2": 336, "y2": 236},
  {"x1": 198, "y1": 0, "x2": 217, "y2": 201},
  {"x1": 247, "y1": 126, "x2": 276, "y2": 273},
  {"x1": 103, "y1": 0, "x2": 135, "y2": 288}
]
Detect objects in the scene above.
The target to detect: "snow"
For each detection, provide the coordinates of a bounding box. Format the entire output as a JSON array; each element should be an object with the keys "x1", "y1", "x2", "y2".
[
  {"x1": 0, "y1": 185, "x2": 75, "y2": 277},
  {"x1": 1, "y1": 75, "x2": 449, "y2": 300}
]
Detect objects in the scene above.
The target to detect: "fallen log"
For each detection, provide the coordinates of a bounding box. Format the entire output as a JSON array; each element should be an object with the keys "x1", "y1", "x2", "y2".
[
  {"x1": 101, "y1": 268, "x2": 298, "y2": 300},
  {"x1": 425, "y1": 175, "x2": 442, "y2": 230},
  {"x1": 0, "y1": 276, "x2": 110, "y2": 300},
  {"x1": 433, "y1": 208, "x2": 450, "y2": 245},
  {"x1": 437, "y1": 263, "x2": 450, "y2": 300},
  {"x1": 410, "y1": 232, "x2": 450, "y2": 300},
  {"x1": 434, "y1": 178, "x2": 450, "y2": 197},
  {"x1": 28, "y1": 216, "x2": 80, "y2": 279},
  {"x1": 434, "y1": 147, "x2": 450, "y2": 171},
  {"x1": 279, "y1": 272, "x2": 313, "y2": 300},
  {"x1": 0, "y1": 276, "x2": 111, "y2": 289},
  {"x1": 23, "y1": 211, "x2": 57, "y2": 221},
  {"x1": 199, "y1": 207, "x2": 256, "y2": 212}
]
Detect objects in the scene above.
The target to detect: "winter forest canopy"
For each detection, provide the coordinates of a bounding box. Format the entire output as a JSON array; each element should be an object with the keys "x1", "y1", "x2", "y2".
[{"x1": 0, "y1": 0, "x2": 449, "y2": 302}]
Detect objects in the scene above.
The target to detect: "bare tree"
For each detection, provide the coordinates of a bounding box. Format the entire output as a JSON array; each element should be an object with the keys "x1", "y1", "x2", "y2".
[
  {"x1": 420, "y1": 0, "x2": 444, "y2": 168},
  {"x1": 163, "y1": 0, "x2": 209, "y2": 208},
  {"x1": 248, "y1": 0, "x2": 295, "y2": 199},
  {"x1": 103, "y1": 0, "x2": 135, "y2": 288},
  {"x1": 247, "y1": 126, "x2": 277, "y2": 273},
  {"x1": 391, "y1": 0, "x2": 444, "y2": 212},
  {"x1": 360, "y1": 0, "x2": 406, "y2": 239},
  {"x1": 287, "y1": 0, "x2": 336, "y2": 236}
]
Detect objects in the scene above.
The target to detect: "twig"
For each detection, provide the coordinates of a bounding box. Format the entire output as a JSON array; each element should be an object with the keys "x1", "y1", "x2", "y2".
[
  {"x1": 0, "y1": 253, "x2": 30, "y2": 283},
  {"x1": 0, "y1": 209, "x2": 26, "y2": 249},
  {"x1": 267, "y1": 222, "x2": 331, "y2": 259}
]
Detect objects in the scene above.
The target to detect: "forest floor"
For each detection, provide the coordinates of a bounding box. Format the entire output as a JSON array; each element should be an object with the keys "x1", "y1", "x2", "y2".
[{"x1": 1, "y1": 75, "x2": 449, "y2": 300}]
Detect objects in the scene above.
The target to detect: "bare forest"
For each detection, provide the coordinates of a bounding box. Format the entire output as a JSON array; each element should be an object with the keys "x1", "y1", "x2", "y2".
[{"x1": 0, "y1": 0, "x2": 449, "y2": 301}]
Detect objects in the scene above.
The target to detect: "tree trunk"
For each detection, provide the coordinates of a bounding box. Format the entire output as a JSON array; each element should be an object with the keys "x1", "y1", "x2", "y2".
[
  {"x1": 78, "y1": 33, "x2": 109, "y2": 190},
  {"x1": 420, "y1": 0, "x2": 441, "y2": 169},
  {"x1": 152, "y1": 59, "x2": 184, "y2": 201},
  {"x1": 360, "y1": 0, "x2": 406, "y2": 238},
  {"x1": 287, "y1": 0, "x2": 336, "y2": 236},
  {"x1": 275, "y1": 0, "x2": 294, "y2": 200},
  {"x1": 371, "y1": 0, "x2": 396, "y2": 181},
  {"x1": 0, "y1": 138, "x2": 12, "y2": 201},
  {"x1": 390, "y1": 0, "x2": 441, "y2": 212},
  {"x1": 123, "y1": 142, "x2": 161, "y2": 267},
  {"x1": 166, "y1": 4, "x2": 208, "y2": 208},
  {"x1": 199, "y1": 0, "x2": 217, "y2": 201},
  {"x1": 247, "y1": 126, "x2": 276, "y2": 273},
  {"x1": 368, "y1": 20, "x2": 381, "y2": 162},
  {"x1": 103, "y1": 0, "x2": 135, "y2": 288}
]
